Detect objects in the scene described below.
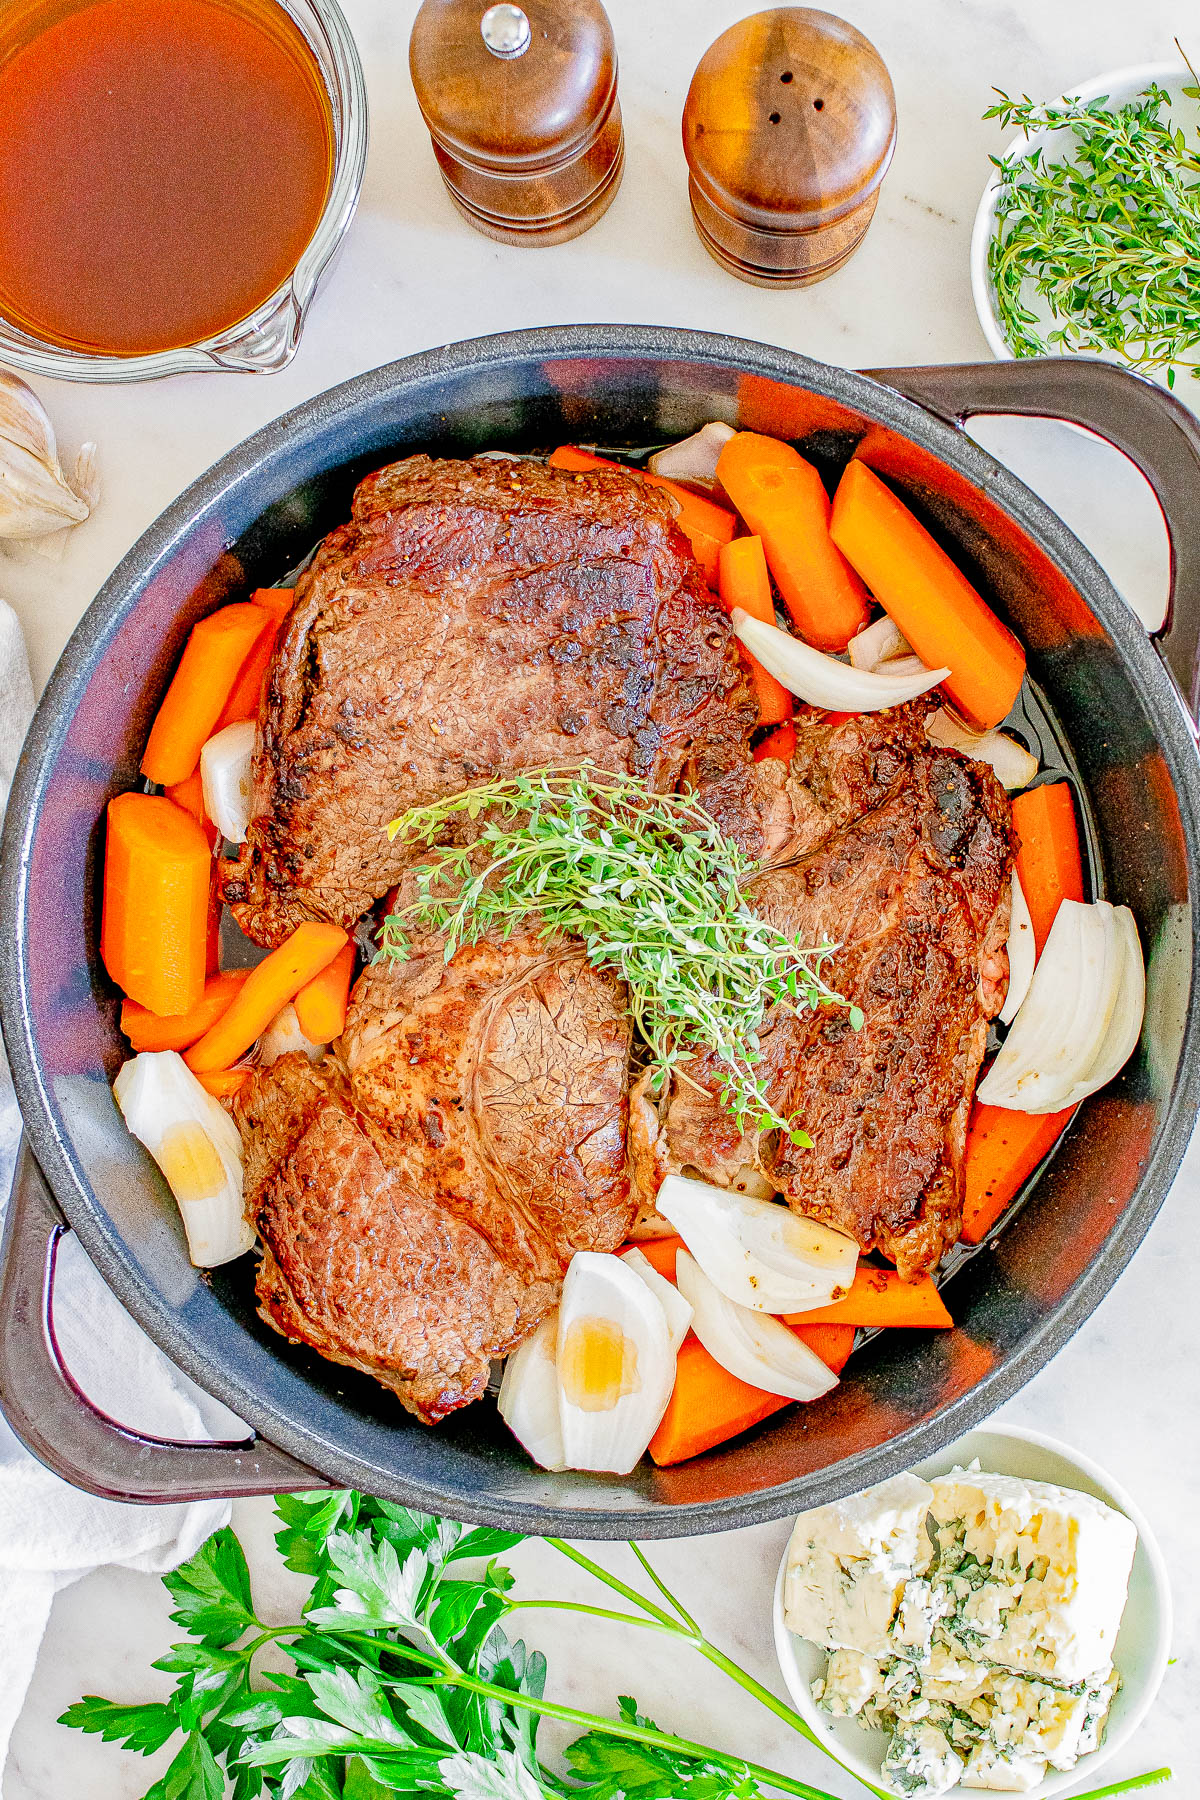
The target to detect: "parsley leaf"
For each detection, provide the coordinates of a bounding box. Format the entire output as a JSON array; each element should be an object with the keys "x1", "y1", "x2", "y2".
[
  {"x1": 57, "y1": 1696, "x2": 178, "y2": 1755},
  {"x1": 163, "y1": 1529, "x2": 258, "y2": 1646}
]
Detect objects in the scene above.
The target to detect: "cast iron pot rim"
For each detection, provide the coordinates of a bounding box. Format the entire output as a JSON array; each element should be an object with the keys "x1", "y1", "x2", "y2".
[{"x1": 4, "y1": 323, "x2": 1198, "y2": 1536}]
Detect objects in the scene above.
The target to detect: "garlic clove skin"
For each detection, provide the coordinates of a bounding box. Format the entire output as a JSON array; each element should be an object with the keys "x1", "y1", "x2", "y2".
[
  {"x1": 0, "y1": 367, "x2": 96, "y2": 541},
  {"x1": 0, "y1": 368, "x2": 58, "y2": 463}
]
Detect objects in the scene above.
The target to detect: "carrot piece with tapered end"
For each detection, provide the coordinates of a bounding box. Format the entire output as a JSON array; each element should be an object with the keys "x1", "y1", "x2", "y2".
[
  {"x1": 648, "y1": 1333, "x2": 792, "y2": 1466},
  {"x1": 216, "y1": 588, "x2": 296, "y2": 729},
  {"x1": 718, "y1": 536, "x2": 792, "y2": 728},
  {"x1": 196, "y1": 1067, "x2": 251, "y2": 1098},
  {"x1": 1012, "y1": 782, "x2": 1085, "y2": 956},
  {"x1": 547, "y1": 445, "x2": 736, "y2": 568},
  {"x1": 293, "y1": 941, "x2": 356, "y2": 1043},
  {"x1": 623, "y1": 1234, "x2": 686, "y2": 1280},
  {"x1": 962, "y1": 1101, "x2": 1076, "y2": 1244},
  {"x1": 141, "y1": 603, "x2": 272, "y2": 786},
  {"x1": 784, "y1": 1268, "x2": 953, "y2": 1329},
  {"x1": 101, "y1": 793, "x2": 212, "y2": 1016},
  {"x1": 122, "y1": 968, "x2": 251, "y2": 1053},
  {"x1": 829, "y1": 460, "x2": 1026, "y2": 730},
  {"x1": 790, "y1": 1321, "x2": 856, "y2": 1374},
  {"x1": 185, "y1": 921, "x2": 348, "y2": 1073},
  {"x1": 715, "y1": 433, "x2": 870, "y2": 652},
  {"x1": 753, "y1": 720, "x2": 796, "y2": 762},
  {"x1": 249, "y1": 587, "x2": 295, "y2": 623}
]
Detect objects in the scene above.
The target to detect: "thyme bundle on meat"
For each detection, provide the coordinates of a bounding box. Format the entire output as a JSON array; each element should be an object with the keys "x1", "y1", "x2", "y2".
[
  {"x1": 379, "y1": 766, "x2": 858, "y2": 1144},
  {"x1": 985, "y1": 76, "x2": 1200, "y2": 384}
]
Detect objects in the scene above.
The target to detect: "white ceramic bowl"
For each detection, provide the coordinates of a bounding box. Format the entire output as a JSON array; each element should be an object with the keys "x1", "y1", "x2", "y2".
[
  {"x1": 772, "y1": 1423, "x2": 1172, "y2": 1800},
  {"x1": 971, "y1": 63, "x2": 1197, "y2": 378}
]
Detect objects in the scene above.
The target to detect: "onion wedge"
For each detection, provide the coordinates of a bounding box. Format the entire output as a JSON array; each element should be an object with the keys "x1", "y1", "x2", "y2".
[
  {"x1": 978, "y1": 900, "x2": 1141, "y2": 1112},
  {"x1": 848, "y1": 614, "x2": 912, "y2": 670},
  {"x1": 999, "y1": 867, "x2": 1035, "y2": 1027},
  {"x1": 648, "y1": 421, "x2": 736, "y2": 485},
  {"x1": 200, "y1": 719, "x2": 256, "y2": 844},
  {"x1": 654, "y1": 1173, "x2": 858, "y2": 1313},
  {"x1": 621, "y1": 1246, "x2": 693, "y2": 1352},
  {"x1": 925, "y1": 707, "x2": 1038, "y2": 791},
  {"x1": 731, "y1": 609, "x2": 949, "y2": 713},
  {"x1": 497, "y1": 1314, "x2": 565, "y2": 1472},
  {"x1": 676, "y1": 1252, "x2": 838, "y2": 1402}
]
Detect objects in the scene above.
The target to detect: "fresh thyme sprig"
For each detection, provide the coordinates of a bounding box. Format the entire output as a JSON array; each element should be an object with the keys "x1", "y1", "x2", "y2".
[
  {"x1": 984, "y1": 73, "x2": 1200, "y2": 385},
  {"x1": 378, "y1": 766, "x2": 858, "y2": 1144}
]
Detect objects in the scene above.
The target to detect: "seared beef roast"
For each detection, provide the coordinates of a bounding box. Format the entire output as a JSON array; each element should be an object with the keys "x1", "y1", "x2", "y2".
[
  {"x1": 222, "y1": 455, "x2": 755, "y2": 947},
  {"x1": 632, "y1": 712, "x2": 1013, "y2": 1279}
]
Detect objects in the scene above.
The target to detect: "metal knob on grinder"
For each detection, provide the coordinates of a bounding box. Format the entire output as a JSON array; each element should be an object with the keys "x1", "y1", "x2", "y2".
[
  {"x1": 409, "y1": 0, "x2": 625, "y2": 246},
  {"x1": 683, "y1": 7, "x2": 896, "y2": 287}
]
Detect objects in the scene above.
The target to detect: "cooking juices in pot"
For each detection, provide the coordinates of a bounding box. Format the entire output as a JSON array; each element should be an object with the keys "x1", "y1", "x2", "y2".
[{"x1": 0, "y1": 0, "x2": 334, "y2": 356}]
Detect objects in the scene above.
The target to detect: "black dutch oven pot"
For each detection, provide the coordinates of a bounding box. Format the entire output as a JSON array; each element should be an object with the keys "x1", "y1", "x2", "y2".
[{"x1": 3, "y1": 327, "x2": 1200, "y2": 1538}]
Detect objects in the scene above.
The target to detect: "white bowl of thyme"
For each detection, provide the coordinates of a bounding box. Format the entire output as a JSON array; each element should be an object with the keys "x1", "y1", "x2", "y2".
[{"x1": 971, "y1": 59, "x2": 1200, "y2": 394}]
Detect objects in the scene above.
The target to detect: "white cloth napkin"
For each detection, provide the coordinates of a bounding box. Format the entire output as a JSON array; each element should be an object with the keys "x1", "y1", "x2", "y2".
[{"x1": 0, "y1": 598, "x2": 231, "y2": 1785}]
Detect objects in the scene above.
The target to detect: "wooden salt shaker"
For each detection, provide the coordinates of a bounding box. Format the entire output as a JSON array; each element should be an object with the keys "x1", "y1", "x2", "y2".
[
  {"x1": 409, "y1": 0, "x2": 624, "y2": 246},
  {"x1": 682, "y1": 7, "x2": 896, "y2": 287}
]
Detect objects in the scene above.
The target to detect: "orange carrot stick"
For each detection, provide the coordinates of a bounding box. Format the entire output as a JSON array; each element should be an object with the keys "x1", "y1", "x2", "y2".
[
  {"x1": 121, "y1": 967, "x2": 251, "y2": 1053},
  {"x1": 829, "y1": 460, "x2": 1026, "y2": 730},
  {"x1": 753, "y1": 720, "x2": 796, "y2": 762},
  {"x1": 215, "y1": 589, "x2": 296, "y2": 730},
  {"x1": 196, "y1": 1067, "x2": 251, "y2": 1098},
  {"x1": 185, "y1": 921, "x2": 348, "y2": 1073},
  {"x1": 141, "y1": 604, "x2": 272, "y2": 786},
  {"x1": 164, "y1": 767, "x2": 216, "y2": 847},
  {"x1": 784, "y1": 1267, "x2": 953, "y2": 1329},
  {"x1": 962, "y1": 1101, "x2": 1076, "y2": 1244},
  {"x1": 623, "y1": 1234, "x2": 686, "y2": 1280},
  {"x1": 547, "y1": 445, "x2": 736, "y2": 573},
  {"x1": 648, "y1": 1334, "x2": 792, "y2": 1466},
  {"x1": 791, "y1": 1321, "x2": 856, "y2": 1374},
  {"x1": 1011, "y1": 782, "x2": 1085, "y2": 956},
  {"x1": 718, "y1": 536, "x2": 792, "y2": 728},
  {"x1": 250, "y1": 587, "x2": 295, "y2": 623},
  {"x1": 293, "y1": 941, "x2": 356, "y2": 1043},
  {"x1": 101, "y1": 794, "x2": 212, "y2": 1016},
  {"x1": 716, "y1": 433, "x2": 870, "y2": 652}
]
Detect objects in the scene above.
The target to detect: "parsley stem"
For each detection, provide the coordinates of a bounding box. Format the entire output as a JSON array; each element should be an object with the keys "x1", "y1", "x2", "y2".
[
  {"x1": 545, "y1": 1538, "x2": 684, "y2": 1631},
  {"x1": 627, "y1": 1541, "x2": 702, "y2": 1634},
  {"x1": 1069, "y1": 1773, "x2": 1172, "y2": 1799},
  {"x1": 508, "y1": 1599, "x2": 684, "y2": 1635}
]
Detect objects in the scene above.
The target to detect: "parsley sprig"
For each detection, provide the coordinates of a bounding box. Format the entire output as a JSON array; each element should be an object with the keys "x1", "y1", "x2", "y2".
[
  {"x1": 379, "y1": 767, "x2": 856, "y2": 1144},
  {"x1": 984, "y1": 70, "x2": 1200, "y2": 386}
]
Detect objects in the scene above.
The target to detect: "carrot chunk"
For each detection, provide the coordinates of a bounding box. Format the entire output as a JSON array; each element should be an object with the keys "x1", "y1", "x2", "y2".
[
  {"x1": 101, "y1": 793, "x2": 212, "y2": 1016},
  {"x1": 648, "y1": 1334, "x2": 791, "y2": 1466},
  {"x1": 249, "y1": 586, "x2": 295, "y2": 623},
  {"x1": 624, "y1": 1234, "x2": 686, "y2": 1280},
  {"x1": 829, "y1": 460, "x2": 1025, "y2": 730},
  {"x1": 1011, "y1": 782, "x2": 1085, "y2": 955},
  {"x1": 164, "y1": 767, "x2": 216, "y2": 847},
  {"x1": 962, "y1": 1101, "x2": 1076, "y2": 1243},
  {"x1": 546, "y1": 445, "x2": 736, "y2": 575},
  {"x1": 718, "y1": 536, "x2": 792, "y2": 728},
  {"x1": 121, "y1": 967, "x2": 251, "y2": 1053},
  {"x1": 784, "y1": 1268, "x2": 953, "y2": 1329},
  {"x1": 293, "y1": 941, "x2": 356, "y2": 1043},
  {"x1": 141, "y1": 603, "x2": 272, "y2": 786},
  {"x1": 716, "y1": 433, "x2": 870, "y2": 652},
  {"x1": 185, "y1": 921, "x2": 348, "y2": 1073},
  {"x1": 753, "y1": 720, "x2": 796, "y2": 762},
  {"x1": 215, "y1": 588, "x2": 295, "y2": 730},
  {"x1": 196, "y1": 1067, "x2": 251, "y2": 1098},
  {"x1": 791, "y1": 1321, "x2": 856, "y2": 1374}
]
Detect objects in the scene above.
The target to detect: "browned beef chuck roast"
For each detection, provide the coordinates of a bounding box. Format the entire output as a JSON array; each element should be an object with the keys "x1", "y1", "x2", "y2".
[
  {"x1": 221, "y1": 455, "x2": 755, "y2": 947},
  {"x1": 233, "y1": 921, "x2": 635, "y2": 1419},
  {"x1": 632, "y1": 710, "x2": 1014, "y2": 1280}
]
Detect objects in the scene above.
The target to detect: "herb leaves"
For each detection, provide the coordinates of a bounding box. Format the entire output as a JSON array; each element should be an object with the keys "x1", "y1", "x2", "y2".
[
  {"x1": 984, "y1": 79, "x2": 1200, "y2": 386},
  {"x1": 379, "y1": 766, "x2": 854, "y2": 1142}
]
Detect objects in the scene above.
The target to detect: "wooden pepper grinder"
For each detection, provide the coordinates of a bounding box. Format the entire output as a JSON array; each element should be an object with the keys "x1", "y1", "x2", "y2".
[
  {"x1": 409, "y1": 0, "x2": 625, "y2": 246},
  {"x1": 682, "y1": 8, "x2": 896, "y2": 287}
]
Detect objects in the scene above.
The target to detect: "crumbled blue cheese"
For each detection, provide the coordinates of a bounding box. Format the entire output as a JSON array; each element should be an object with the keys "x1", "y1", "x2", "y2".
[
  {"x1": 783, "y1": 1472, "x2": 933, "y2": 1656},
  {"x1": 788, "y1": 1467, "x2": 1136, "y2": 1798}
]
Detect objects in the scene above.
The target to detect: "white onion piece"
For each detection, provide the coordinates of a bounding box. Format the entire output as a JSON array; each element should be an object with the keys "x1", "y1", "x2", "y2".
[
  {"x1": 497, "y1": 1314, "x2": 565, "y2": 1471},
  {"x1": 1060, "y1": 906, "x2": 1145, "y2": 1106},
  {"x1": 621, "y1": 1246, "x2": 693, "y2": 1353},
  {"x1": 200, "y1": 719, "x2": 256, "y2": 844},
  {"x1": 925, "y1": 708, "x2": 1038, "y2": 792},
  {"x1": 647, "y1": 421, "x2": 736, "y2": 485},
  {"x1": 999, "y1": 868, "x2": 1036, "y2": 1027},
  {"x1": 114, "y1": 1050, "x2": 253, "y2": 1267},
  {"x1": 978, "y1": 900, "x2": 1139, "y2": 1112},
  {"x1": 731, "y1": 609, "x2": 950, "y2": 713},
  {"x1": 676, "y1": 1252, "x2": 838, "y2": 1403},
  {"x1": 654, "y1": 1173, "x2": 857, "y2": 1313},
  {"x1": 555, "y1": 1253, "x2": 675, "y2": 1474},
  {"x1": 847, "y1": 614, "x2": 911, "y2": 671},
  {"x1": 258, "y1": 1002, "x2": 324, "y2": 1066}
]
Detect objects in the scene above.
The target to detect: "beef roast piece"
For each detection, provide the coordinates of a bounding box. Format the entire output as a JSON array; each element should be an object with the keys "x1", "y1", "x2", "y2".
[
  {"x1": 222, "y1": 455, "x2": 756, "y2": 947},
  {"x1": 633, "y1": 714, "x2": 1014, "y2": 1279},
  {"x1": 234, "y1": 1054, "x2": 557, "y2": 1422},
  {"x1": 233, "y1": 920, "x2": 636, "y2": 1419}
]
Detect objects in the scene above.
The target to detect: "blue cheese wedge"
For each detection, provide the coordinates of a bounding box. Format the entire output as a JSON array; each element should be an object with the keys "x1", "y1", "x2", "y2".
[
  {"x1": 928, "y1": 1470, "x2": 1137, "y2": 1683},
  {"x1": 783, "y1": 1473, "x2": 934, "y2": 1656}
]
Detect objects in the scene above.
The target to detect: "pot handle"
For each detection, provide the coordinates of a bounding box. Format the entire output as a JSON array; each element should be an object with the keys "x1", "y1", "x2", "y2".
[
  {"x1": 0, "y1": 1142, "x2": 334, "y2": 1503},
  {"x1": 866, "y1": 356, "x2": 1200, "y2": 720}
]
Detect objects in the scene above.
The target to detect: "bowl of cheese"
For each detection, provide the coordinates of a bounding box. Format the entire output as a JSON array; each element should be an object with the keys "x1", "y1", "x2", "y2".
[{"x1": 772, "y1": 1424, "x2": 1171, "y2": 1798}]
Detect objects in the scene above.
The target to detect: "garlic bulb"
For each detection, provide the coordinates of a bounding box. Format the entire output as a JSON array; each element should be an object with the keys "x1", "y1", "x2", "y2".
[{"x1": 0, "y1": 367, "x2": 98, "y2": 544}]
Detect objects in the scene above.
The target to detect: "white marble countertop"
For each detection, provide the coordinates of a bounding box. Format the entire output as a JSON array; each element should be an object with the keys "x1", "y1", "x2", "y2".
[{"x1": 2, "y1": 0, "x2": 1196, "y2": 1794}]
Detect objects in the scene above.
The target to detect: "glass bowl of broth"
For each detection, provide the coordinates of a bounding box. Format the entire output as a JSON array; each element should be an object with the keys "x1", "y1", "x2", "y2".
[{"x1": 0, "y1": 0, "x2": 367, "y2": 379}]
